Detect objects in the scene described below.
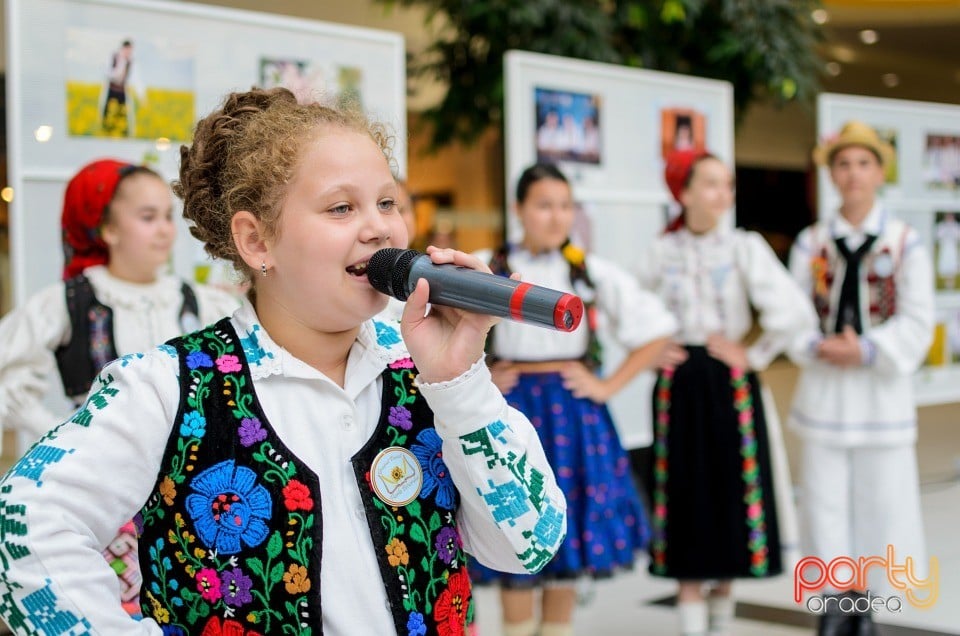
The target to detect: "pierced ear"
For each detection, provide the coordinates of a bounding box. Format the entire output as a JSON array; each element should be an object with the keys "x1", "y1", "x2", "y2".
[
  {"x1": 100, "y1": 223, "x2": 118, "y2": 246},
  {"x1": 231, "y1": 211, "x2": 270, "y2": 272}
]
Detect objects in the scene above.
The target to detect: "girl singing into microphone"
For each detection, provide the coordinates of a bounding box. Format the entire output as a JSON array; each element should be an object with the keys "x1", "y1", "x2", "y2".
[
  {"x1": 0, "y1": 87, "x2": 566, "y2": 636},
  {"x1": 471, "y1": 163, "x2": 677, "y2": 636}
]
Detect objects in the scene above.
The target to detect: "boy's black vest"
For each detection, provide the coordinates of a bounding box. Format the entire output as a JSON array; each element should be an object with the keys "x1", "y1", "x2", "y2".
[
  {"x1": 53, "y1": 273, "x2": 198, "y2": 399},
  {"x1": 136, "y1": 319, "x2": 471, "y2": 635}
]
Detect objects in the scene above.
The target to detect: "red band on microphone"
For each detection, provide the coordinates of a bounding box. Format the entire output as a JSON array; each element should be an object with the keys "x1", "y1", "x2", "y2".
[{"x1": 510, "y1": 282, "x2": 533, "y2": 321}]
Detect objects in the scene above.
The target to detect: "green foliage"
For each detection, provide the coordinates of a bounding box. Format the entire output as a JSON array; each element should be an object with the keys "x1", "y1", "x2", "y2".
[{"x1": 378, "y1": 0, "x2": 824, "y2": 150}]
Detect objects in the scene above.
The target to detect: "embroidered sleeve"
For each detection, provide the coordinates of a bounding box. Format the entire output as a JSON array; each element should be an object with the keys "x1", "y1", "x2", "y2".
[
  {"x1": 864, "y1": 230, "x2": 935, "y2": 376},
  {"x1": 417, "y1": 359, "x2": 567, "y2": 574},
  {"x1": 739, "y1": 232, "x2": 819, "y2": 371},
  {"x1": 0, "y1": 349, "x2": 177, "y2": 635},
  {"x1": 0, "y1": 282, "x2": 72, "y2": 441}
]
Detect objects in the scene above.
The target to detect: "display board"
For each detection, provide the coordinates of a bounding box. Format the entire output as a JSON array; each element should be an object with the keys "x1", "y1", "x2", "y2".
[
  {"x1": 5, "y1": 0, "x2": 407, "y2": 306},
  {"x1": 818, "y1": 93, "x2": 960, "y2": 406},
  {"x1": 504, "y1": 51, "x2": 734, "y2": 448}
]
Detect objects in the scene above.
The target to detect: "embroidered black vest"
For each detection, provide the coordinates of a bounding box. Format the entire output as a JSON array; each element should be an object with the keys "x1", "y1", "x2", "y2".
[
  {"x1": 54, "y1": 274, "x2": 199, "y2": 399},
  {"x1": 136, "y1": 319, "x2": 471, "y2": 635},
  {"x1": 488, "y1": 241, "x2": 602, "y2": 369},
  {"x1": 809, "y1": 227, "x2": 903, "y2": 336}
]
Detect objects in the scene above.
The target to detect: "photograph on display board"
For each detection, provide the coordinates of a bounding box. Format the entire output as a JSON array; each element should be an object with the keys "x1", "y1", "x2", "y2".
[
  {"x1": 934, "y1": 210, "x2": 960, "y2": 290},
  {"x1": 926, "y1": 304, "x2": 960, "y2": 366},
  {"x1": 923, "y1": 133, "x2": 960, "y2": 190},
  {"x1": 660, "y1": 107, "x2": 707, "y2": 159},
  {"x1": 65, "y1": 27, "x2": 196, "y2": 140},
  {"x1": 260, "y1": 58, "x2": 364, "y2": 110},
  {"x1": 874, "y1": 126, "x2": 899, "y2": 184},
  {"x1": 534, "y1": 87, "x2": 602, "y2": 165}
]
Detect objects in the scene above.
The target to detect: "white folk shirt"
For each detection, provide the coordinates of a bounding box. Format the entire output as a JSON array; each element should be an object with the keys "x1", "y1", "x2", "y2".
[
  {"x1": 473, "y1": 248, "x2": 677, "y2": 361},
  {"x1": 787, "y1": 206, "x2": 935, "y2": 446},
  {"x1": 0, "y1": 301, "x2": 566, "y2": 635},
  {"x1": 636, "y1": 225, "x2": 817, "y2": 371},
  {"x1": 0, "y1": 265, "x2": 240, "y2": 442}
]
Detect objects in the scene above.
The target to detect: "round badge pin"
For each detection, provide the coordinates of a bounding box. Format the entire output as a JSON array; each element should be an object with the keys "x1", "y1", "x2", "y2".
[
  {"x1": 873, "y1": 253, "x2": 895, "y2": 278},
  {"x1": 370, "y1": 446, "x2": 423, "y2": 507}
]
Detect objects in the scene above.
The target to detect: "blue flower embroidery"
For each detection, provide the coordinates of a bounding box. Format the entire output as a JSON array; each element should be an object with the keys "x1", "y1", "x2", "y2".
[
  {"x1": 184, "y1": 460, "x2": 272, "y2": 554},
  {"x1": 406, "y1": 611, "x2": 427, "y2": 636},
  {"x1": 374, "y1": 320, "x2": 401, "y2": 347},
  {"x1": 186, "y1": 351, "x2": 213, "y2": 370},
  {"x1": 179, "y1": 410, "x2": 207, "y2": 438},
  {"x1": 411, "y1": 429, "x2": 456, "y2": 510}
]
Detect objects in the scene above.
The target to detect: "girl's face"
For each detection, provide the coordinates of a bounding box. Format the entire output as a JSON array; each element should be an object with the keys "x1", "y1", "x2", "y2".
[
  {"x1": 680, "y1": 157, "x2": 733, "y2": 233},
  {"x1": 100, "y1": 173, "x2": 175, "y2": 282},
  {"x1": 516, "y1": 178, "x2": 575, "y2": 253},
  {"x1": 829, "y1": 145, "x2": 884, "y2": 208},
  {"x1": 266, "y1": 127, "x2": 407, "y2": 332}
]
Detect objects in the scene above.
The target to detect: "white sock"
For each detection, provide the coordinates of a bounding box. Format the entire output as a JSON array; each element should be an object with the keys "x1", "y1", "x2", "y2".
[
  {"x1": 678, "y1": 600, "x2": 708, "y2": 636},
  {"x1": 502, "y1": 618, "x2": 538, "y2": 636},
  {"x1": 707, "y1": 595, "x2": 735, "y2": 636},
  {"x1": 540, "y1": 622, "x2": 574, "y2": 636}
]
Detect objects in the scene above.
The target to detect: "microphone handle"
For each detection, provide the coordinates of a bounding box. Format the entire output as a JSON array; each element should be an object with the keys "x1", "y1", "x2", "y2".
[{"x1": 405, "y1": 255, "x2": 582, "y2": 331}]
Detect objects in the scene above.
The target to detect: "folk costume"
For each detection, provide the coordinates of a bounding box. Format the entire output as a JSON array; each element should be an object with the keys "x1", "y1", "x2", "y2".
[
  {"x1": 0, "y1": 302, "x2": 567, "y2": 634},
  {"x1": 637, "y1": 221, "x2": 815, "y2": 580},
  {"x1": 788, "y1": 205, "x2": 933, "y2": 591},
  {"x1": 469, "y1": 241, "x2": 676, "y2": 585}
]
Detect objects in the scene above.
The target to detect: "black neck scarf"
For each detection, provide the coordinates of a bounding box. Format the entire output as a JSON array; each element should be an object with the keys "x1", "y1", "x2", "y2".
[{"x1": 834, "y1": 234, "x2": 878, "y2": 334}]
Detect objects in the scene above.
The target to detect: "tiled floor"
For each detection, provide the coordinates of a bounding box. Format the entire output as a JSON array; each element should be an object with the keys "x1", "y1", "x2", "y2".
[
  {"x1": 466, "y1": 365, "x2": 960, "y2": 635},
  {"x1": 471, "y1": 468, "x2": 960, "y2": 636}
]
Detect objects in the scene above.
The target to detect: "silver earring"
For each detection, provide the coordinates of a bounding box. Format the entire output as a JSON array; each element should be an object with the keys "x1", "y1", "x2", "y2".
[{"x1": 260, "y1": 262, "x2": 268, "y2": 277}]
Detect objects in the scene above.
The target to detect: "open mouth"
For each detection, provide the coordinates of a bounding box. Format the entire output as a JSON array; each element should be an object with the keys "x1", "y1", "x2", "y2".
[{"x1": 346, "y1": 261, "x2": 369, "y2": 276}]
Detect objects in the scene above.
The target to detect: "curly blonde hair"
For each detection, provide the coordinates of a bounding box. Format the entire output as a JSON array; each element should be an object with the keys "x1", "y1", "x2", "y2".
[{"x1": 174, "y1": 87, "x2": 394, "y2": 280}]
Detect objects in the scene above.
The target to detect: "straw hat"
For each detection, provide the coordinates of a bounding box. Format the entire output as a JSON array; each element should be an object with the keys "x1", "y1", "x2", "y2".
[{"x1": 813, "y1": 120, "x2": 895, "y2": 167}]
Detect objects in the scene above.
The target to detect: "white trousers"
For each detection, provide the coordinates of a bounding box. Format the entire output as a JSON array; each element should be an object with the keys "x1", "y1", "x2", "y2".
[{"x1": 800, "y1": 441, "x2": 928, "y2": 596}]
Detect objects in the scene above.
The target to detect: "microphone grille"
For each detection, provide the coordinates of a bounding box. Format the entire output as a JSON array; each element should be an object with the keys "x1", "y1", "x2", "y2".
[{"x1": 367, "y1": 248, "x2": 420, "y2": 301}]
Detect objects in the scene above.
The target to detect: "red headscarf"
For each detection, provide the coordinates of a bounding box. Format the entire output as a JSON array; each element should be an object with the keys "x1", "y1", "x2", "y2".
[
  {"x1": 61, "y1": 159, "x2": 135, "y2": 279},
  {"x1": 663, "y1": 149, "x2": 710, "y2": 233}
]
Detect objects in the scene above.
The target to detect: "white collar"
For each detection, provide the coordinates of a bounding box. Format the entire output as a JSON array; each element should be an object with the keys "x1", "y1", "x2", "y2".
[
  {"x1": 832, "y1": 204, "x2": 884, "y2": 239},
  {"x1": 229, "y1": 300, "x2": 412, "y2": 397}
]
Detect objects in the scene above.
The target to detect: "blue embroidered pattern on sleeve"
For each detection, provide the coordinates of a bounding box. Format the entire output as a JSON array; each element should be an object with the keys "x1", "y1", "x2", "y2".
[
  {"x1": 0, "y1": 359, "x2": 125, "y2": 631},
  {"x1": 0, "y1": 487, "x2": 92, "y2": 635},
  {"x1": 459, "y1": 420, "x2": 566, "y2": 573},
  {"x1": 8, "y1": 447, "x2": 74, "y2": 487}
]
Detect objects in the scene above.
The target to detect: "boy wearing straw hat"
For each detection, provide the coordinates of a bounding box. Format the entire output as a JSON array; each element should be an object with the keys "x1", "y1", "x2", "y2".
[{"x1": 787, "y1": 121, "x2": 934, "y2": 635}]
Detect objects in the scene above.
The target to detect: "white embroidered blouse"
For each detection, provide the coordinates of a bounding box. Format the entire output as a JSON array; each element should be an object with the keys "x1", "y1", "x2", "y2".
[{"x1": 635, "y1": 225, "x2": 817, "y2": 372}]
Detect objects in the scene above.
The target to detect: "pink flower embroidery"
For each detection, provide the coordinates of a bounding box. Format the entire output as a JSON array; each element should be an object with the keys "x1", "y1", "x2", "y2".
[
  {"x1": 196, "y1": 567, "x2": 222, "y2": 602},
  {"x1": 215, "y1": 355, "x2": 242, "y2": 373},
  {"x1": 389, "y1": 357, "x2": 415, "y2": 369}
]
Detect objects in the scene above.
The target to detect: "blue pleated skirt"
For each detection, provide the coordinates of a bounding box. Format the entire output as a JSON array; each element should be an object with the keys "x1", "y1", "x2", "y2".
[{"x1": 470, "y1": 371, "x2": 649, "y2": 587}]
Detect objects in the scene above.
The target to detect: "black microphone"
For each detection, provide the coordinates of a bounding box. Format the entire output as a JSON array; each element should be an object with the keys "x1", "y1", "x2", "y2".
[{"x1": 367, "y1": 248, "x2": 584, "y2": 332}]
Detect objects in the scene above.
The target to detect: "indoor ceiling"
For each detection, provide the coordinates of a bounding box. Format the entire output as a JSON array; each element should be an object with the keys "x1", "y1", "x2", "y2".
[
  {"x1": 0, "y1": 1, "x2": 957, "y2": 109},
  {"x1": 817, "y1": 0, "x2": 960, "y2": 105}
]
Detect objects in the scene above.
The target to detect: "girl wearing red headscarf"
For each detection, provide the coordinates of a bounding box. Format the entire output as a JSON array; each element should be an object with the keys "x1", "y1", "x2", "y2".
[
  {"x1": 635, "y1": 151, "x2": 816, "y2": 636},
  {"x1": 0, "y1": 158, "x2": 238, "y2": 617}
]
